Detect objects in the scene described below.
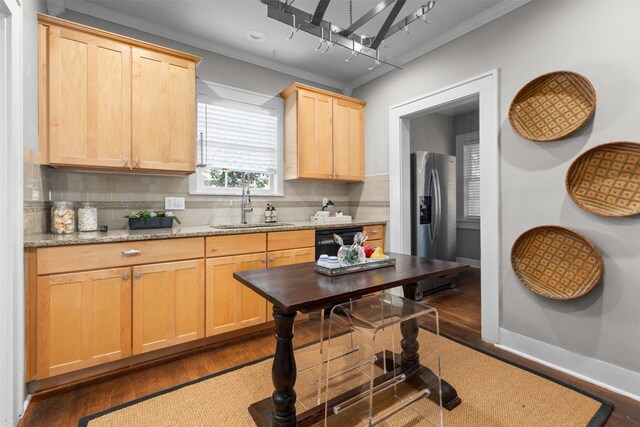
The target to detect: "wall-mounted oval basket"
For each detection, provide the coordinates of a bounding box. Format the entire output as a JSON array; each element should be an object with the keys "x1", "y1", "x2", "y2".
[
  {"x1": 511, "y1": 226, "x2": 603, "y2": 300},
  {"x1": 509, "y1": 71, "x2": 596, "y2": 142},
  {"x1": 566, "y1": 141, "x2": 640, "y2": 217}
]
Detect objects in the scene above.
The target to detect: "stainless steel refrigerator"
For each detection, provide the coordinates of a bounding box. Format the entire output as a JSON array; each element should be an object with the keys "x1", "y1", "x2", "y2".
[{"x1": 411, "y1": 151, "x2": 457, "y2": 299}]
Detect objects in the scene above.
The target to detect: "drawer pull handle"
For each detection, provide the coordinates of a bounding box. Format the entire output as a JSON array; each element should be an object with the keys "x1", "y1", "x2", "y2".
[
  {"x1": 371, "y1": 230, "x2": 379, "y2": 234},
  {"x1": 135, "y1": 272, "x2": 142, "y2": 279},
  {"x1": 122, "y1": 249, "x2": 142, "y2": 256},
  {"x1": 122, "y1": 273, "x2": 130, "y2": 280}
]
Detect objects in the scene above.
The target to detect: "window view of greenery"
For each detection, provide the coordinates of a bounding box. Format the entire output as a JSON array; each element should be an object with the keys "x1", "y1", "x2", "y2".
[{"x1": 202, "y1": 169, "x2": 271, "y2": 190}]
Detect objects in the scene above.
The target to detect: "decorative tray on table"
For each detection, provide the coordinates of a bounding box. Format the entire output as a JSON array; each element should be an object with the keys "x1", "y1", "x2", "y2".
[{"x1": 315, "y1": 256, "x2": 396, "y2": 277}]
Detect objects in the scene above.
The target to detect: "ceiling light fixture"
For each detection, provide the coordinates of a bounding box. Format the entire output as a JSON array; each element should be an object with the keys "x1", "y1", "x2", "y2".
[
  {"x1": 261, "y1": 0, "x2": 438, "y2": 70},
  {"x1": 246, "y1": 29, "x2": 267, "y2": 42}
]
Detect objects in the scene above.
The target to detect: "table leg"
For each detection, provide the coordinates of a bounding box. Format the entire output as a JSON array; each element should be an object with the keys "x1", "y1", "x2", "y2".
[
  {"x1": 401, "y1": 282, "x2": 461, "y2": 410},
  {"x1": 272, "y1": 307, "x2": 297, "y2": 427}
]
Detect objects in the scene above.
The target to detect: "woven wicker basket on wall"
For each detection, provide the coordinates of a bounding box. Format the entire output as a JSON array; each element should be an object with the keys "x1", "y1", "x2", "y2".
[
  {"x1": 511, "y1": 226, "x2": 604, "y2": 300},
  {"x1": 566, "y1": 141, "x2": 640, "y2": 217},
  {"x1": 509, "y1": 71, "x2": 596, "y2": 142}
]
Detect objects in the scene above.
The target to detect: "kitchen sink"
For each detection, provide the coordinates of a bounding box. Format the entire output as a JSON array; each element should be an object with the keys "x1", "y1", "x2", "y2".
[{"x1": 211, "y1": 223, "x2": 293, "y2": 229}]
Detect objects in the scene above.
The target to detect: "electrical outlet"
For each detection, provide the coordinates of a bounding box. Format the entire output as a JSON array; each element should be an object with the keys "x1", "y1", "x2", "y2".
[{"x1": 165, "y1": 196, "x2": 185, "y2": 210}]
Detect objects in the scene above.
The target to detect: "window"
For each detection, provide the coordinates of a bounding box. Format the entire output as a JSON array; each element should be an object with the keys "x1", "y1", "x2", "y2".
[
  {"x1": 462, "y1": 140, "x2": 480, "y2": 219},
  {"x1": 189, "y1": 81, "x2": 283, "y2": 195}
]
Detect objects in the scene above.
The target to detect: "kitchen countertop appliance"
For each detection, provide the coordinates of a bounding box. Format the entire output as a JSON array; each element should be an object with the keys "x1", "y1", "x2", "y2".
[
  {"x1": 315, "y1": 227, "x2": 363, "y2": 260},
  {"x1": 411, "y1": 151, "x2": 458, "y2": 300}
]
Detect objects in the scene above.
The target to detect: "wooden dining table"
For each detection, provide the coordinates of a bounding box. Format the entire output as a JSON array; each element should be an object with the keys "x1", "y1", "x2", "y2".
[{"x1": 234, "y1": 252, "x2": 469, "y2": 427}]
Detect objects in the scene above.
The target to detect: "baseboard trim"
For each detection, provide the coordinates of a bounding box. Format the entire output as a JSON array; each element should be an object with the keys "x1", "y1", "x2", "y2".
[
  {"x1": 497, "y1": 328, "x2": 640, "y2": 402},
  {"x1": 456, "y1": 257, "x2": 480, "y2": 268}
]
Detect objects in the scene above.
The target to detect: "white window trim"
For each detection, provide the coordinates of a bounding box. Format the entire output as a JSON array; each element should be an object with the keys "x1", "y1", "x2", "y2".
[
  {"x1": 455, "y1": 131, "x2": 480, "y2": 228},
  {"x1": 189, "y1": 80, "x2": 284, "y2": 196}
]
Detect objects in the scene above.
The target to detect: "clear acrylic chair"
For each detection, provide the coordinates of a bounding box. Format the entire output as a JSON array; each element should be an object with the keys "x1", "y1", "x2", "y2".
[{"x1": 322, "y1": 292, "x2": 443, "y2": 426}]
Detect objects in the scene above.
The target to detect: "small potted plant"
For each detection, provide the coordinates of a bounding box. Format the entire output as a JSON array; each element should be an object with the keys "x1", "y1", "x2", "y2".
[{"x1": 125, "y1": 210, "x2": 181, "y2": 230}]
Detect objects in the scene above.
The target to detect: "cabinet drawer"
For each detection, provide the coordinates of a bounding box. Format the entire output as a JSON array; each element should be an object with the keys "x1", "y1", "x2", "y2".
[
  {"x1": 37, "y1": 238, "x2": 204, "y2": 275},
  {"x1": 368, "y1": 239, "x2": 384, "y2": 251},
  {"x1": 363, "y1": 225, "x2": 385, "y2": 240},
  {"x1": 267, "y1": 230, "x2": 315, "y2": 251},
  {"x1": 206, "y1": 233, "x2": 266, "y2": 257}
]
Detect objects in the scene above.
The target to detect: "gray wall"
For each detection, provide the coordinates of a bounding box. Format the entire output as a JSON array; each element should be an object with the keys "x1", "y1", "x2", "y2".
[
  {"x1": 409, "y1": 113, "x2": 454, "y2": 155},
  {"x1": 58, "y1": 10, "x2": 340, "y2": 97},
  {"x1": 353, "y1": 0, "x2": 640, "y2": 376}
]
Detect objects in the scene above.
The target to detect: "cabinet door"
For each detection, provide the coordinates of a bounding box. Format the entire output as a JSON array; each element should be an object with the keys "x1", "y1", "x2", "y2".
[
  {"x1": 36, "y1": 267, "x2": 131, "y2": 378},
  {"x1": 206, "y1": 254, "x2": 268, "y2": 336},
  {"x1": 132, "y1": 47, "x2": 196, "y2": 172},
  {"x1": 47, "y1": 25, "x2": 131, "y2": 168},
  {"x1": 332, "y1": 98, "x2": 365, "y2": 182},
  {"x1": 132, "y1": 259, "x2": 204, "y2": 355},
  {"x1": 236, "y1": 254, "x2": 268, "y2": 329},
  {"x1": 266, "y1": 247, "x2": 315, "y2": 320},
  {"x1": 297, "y1": 89, "x2": 334, "y2": 179}
]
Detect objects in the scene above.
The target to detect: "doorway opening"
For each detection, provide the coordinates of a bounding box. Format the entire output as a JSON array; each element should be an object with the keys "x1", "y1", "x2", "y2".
[
  {"x1": 407, "y1": 97, "x2": 481, "y2": 331},
  {"x1": 388, "y1": 71, "x2": 499, "y2": 343}
]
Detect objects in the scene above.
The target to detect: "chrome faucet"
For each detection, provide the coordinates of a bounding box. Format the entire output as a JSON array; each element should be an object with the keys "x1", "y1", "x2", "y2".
[{"x1": 241, "y1": 172, "x2": 253, "y2": 224}]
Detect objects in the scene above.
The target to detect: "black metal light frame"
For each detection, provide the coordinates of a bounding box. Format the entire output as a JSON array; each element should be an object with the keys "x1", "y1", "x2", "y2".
[{"x1": 261, "y1": 0, "x2": 438, "y2": 69}]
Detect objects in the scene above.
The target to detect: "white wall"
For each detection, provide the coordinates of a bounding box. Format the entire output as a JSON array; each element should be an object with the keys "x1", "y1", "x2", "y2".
[{"x1": 353, "y1": 0, "x2": 640, "y2": 392}]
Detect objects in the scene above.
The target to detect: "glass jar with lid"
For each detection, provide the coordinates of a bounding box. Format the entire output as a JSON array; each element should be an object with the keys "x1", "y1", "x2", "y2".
[
  {"x1": 51, "y1": 201, "x2": 75, "y2": 234},
  {"x1": 78, "y1": 202, "x2": 98, "y2": 232}
]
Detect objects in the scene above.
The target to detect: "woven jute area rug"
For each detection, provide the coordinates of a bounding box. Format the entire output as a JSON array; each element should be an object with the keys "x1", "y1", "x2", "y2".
[{"x1": 79, "y1": 328, "x2": 612, "y2": 427}]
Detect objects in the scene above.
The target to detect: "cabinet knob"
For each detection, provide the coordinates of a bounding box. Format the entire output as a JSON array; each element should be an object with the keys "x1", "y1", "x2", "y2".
[
  {"x1": 133, "y1": 158, "x2": 140, "y2": 166},
  {"x1": 122, "y1": 273, "x2": 130, "y2": 280},
  {"x1": 261, "y1": 257, "x2": 267, "y2": 263},
  {"x1": 135, "y1": 272, "x2": 142, "y2": 279},
  {"x1": 269, "y1": 256, "x2": 275, "y2": 262},
  {"x1": 123, "y1": 157, "x2": 129, "y2": 166}
]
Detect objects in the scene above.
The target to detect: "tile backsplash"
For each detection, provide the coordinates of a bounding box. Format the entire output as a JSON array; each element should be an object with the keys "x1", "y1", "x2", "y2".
[{"x1": 24, "y1": 151, "x2": 389, "y2": 236}]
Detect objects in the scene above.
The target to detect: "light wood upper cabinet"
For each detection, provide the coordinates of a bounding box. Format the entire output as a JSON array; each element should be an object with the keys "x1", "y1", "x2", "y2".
[
  {"x1": 132, "y1": 259, "x2": 205, "y2": 355},
  {"x1": 44, "y1": 24, "x2": 131, "y2": 168},
  {"x1": 296, "y1": 89, "x2": 334, "y2": 180},
  {"x1": 36, "y1": 267, "x2": 132, "y2": 378},
  {"x1": 333, "y1": 98, "x2": 365, "y2": 181},
  {"x1": 206, "y1": 253, "x2": 267, "y2": 337},
  {"x1": 38, "y1": 15, "x2": 200, "y2": 173},
  {"x1": 281, "y1": 82, "x2": 366, "y2": 182},
  {"x1": 132, "y1": 48, "x2": 196, "y2": 172}
]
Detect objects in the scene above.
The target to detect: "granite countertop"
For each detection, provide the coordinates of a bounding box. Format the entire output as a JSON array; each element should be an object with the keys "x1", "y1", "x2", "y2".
[{"x1": 24, "y1": 220, "x2": 388, "y2": 248}]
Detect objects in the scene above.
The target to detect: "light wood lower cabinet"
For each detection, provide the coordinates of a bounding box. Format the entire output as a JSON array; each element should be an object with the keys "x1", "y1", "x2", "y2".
[
  {"x1": 267, "y1": 247, "x2": 316, "y2": 320},
  {"x1": 36, "y1": 267, "x2": 132, "y2": 378},
  {"x1": 132, "y1": 259, "x2": 205, "y2": 355},
  {"x1": 206, "y1": 253, "x2": 267, "y2": 337}
]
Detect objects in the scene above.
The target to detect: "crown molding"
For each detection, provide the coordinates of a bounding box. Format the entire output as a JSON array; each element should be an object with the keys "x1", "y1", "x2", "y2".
[
  {"x1": 348, "y1": 0, "x2": 533, "y2": 90},
  {"x1": 63, "y1": 0, "x2": 348, "y2": 92}
]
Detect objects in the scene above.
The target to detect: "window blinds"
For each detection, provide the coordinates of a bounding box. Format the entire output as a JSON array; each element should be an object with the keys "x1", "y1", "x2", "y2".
[
  {"x1": 463, "y1": 141, "x2": 480, "y2": 218},
  {"x1": 197, "y1": 101, "x2": 278, "y2": 174}
]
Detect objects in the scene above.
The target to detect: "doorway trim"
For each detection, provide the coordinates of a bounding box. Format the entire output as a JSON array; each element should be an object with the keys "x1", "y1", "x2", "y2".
[{"x1": 388, "y1": 70, "x2": 500, "y2": 343}]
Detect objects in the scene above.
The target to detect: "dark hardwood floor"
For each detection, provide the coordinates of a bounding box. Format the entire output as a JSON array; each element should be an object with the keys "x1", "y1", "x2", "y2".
[{"x1": 21, "y1": 268, "x2": 639, "y2": 426}]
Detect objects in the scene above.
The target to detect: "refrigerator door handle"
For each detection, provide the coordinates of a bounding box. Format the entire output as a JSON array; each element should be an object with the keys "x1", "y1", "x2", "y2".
[
  {"x1": 428, "y1": 169, "x2": 437, "y2": 246},
  {"x1": 434, "y1": 168, "x2": 443, "y2": 247}
]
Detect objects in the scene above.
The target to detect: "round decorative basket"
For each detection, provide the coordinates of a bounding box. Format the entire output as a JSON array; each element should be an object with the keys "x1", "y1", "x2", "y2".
[
  {"x1": 509, "y1": 71, "x2": 596, "y2": 142},
  {"x1": 511, "y1": 226, "x2": 603, "y2": 300},
  {"x1": 566, "y1": 142, "x2": 640, "y2": 217}
]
